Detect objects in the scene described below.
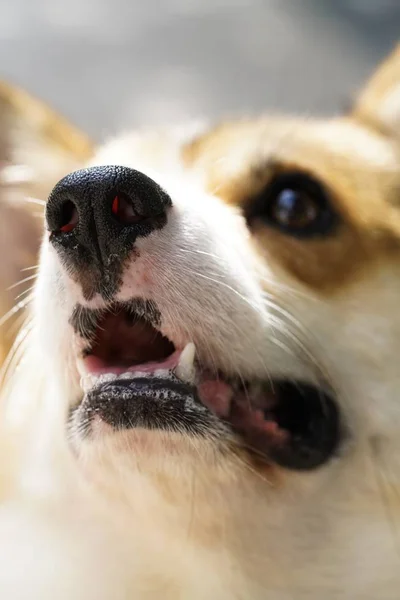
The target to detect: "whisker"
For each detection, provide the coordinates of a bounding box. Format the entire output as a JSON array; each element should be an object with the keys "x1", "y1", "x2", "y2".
[
  {"x1": 0, "y1": 296, "x2": 32, "y2": 329},
  {"x1": 260, "y1": 276, "x2": 318, "y2": 304},
  {"x1": 178, "y1": 267, "x2": 265, "y2": 317},
  {"x1": 14, "y1": 286, "x2": 35, "y2": 302},
  {"x1": 25, "y1": 197, "x2": 45, "y2": 207},
  {"x1": 262, "y1": 295, "x2": 337, "y2": 393},
  {"x1": 7, "y1": 274, "x2": 37, "y2": 292},
  {"x1": 172, "y1": 260, "x2": 338, "y2": 400},
  {"x1": 0, "y1": 319, "x2": 33, "y2": 387},
  {"x1": 178, "y1": 247, "x2": 225, "y2": 263},
  {"x1": 6, "y1": 308, "x2": 31, "y2": 338}
]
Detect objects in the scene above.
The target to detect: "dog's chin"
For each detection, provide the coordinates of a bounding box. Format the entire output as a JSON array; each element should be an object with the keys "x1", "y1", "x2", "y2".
[{"x1": 69, "y1": 304, "x2": 341, "y2": 471}]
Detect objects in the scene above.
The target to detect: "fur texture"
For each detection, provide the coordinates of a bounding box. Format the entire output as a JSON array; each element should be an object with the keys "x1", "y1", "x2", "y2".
[
  {"x1": 0, "y1": 81, "x2": 92, "y2": 364},
  {"x1": 2, "y1": 47, "x2": 400, "y2": 599}
]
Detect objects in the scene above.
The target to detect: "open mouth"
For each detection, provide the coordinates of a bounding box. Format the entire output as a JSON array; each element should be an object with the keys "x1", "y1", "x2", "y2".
[{"x1": 74, "y1": 303, "x2": 340, "y2": 471}]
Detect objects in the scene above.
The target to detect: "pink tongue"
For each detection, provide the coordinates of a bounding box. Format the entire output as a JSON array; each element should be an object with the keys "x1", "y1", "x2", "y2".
[
  {"x1": 229, "y1": 397, "x2": 288, "y2": 442},
  {"x1": 199, "y1": 380, "x2": 287, "y2": 443},
  {"x1": 197, "y1": 380, "x2": 234, "y2": 417}
]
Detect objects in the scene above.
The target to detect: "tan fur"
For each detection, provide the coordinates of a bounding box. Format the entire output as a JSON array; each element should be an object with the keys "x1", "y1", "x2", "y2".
[
  {"x1": 0, "y1": 82, "x2": 93, "y2": 364},
  {"x1": 2, "y1": 48, "x2": 400, "y2": 599},
  {"x1": 184, "y1": 117, "x2": 400, "y2": 291},
  {"x1": 353, "y1": 44, "x2": 400, "y2": 136}
]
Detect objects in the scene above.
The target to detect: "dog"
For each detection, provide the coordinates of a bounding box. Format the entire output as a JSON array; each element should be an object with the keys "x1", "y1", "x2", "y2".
[{"x1": 1, "y1": 45, "x2": 400, "y2": 599}]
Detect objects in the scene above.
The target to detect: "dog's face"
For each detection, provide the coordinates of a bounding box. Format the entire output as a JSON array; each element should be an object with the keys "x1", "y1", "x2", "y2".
[{"x1": 7, "y1": 47, "x2": 400, "y2": 597}]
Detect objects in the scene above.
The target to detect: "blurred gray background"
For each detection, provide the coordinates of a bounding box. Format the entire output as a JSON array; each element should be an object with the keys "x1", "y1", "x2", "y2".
[{"x1": 0, "y1": 0, "x2": 399, "y2": 141}]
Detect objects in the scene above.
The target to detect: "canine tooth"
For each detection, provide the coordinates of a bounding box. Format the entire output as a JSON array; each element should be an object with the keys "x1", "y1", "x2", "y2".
[{"x1": 175, "y1": 343, "x2": 196, "y2": 384}]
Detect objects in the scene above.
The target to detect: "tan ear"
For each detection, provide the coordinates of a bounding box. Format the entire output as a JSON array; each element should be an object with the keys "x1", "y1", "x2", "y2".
[
  {"x1": 353, "y1": 44, "x2": 400, "y2": 138},
  {"x1": 0, "y1": 81, "x2": 94, "y2": 366},
  {"x1": 0, "y1": 81, "x2": 93, "y2": 200}
]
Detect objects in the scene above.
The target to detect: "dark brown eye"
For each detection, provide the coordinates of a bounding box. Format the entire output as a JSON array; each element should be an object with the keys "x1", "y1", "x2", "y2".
[
  {"x1": 247, "y1": 172, "x2": 338, "y2": 238},
  {"x1": 271, "y1": 188, "x2": 318, "y2": 229}
]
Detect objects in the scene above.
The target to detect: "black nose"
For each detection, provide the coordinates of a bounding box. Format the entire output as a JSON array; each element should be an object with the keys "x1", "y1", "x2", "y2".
[{"x1": 46, "y1": 166, "x2": 172, "y2": 297}]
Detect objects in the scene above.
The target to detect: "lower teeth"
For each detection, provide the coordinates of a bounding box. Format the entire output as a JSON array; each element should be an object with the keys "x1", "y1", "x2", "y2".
[
  {"x1": 80, "y1": 368, "x2": 174, "y2": 394},
  {"x1": 80, "y1": 342, "x2": 198, "y2": 394}
]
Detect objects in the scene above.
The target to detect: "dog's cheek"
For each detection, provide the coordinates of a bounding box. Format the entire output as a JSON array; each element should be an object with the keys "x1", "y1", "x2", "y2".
[{"x1": 34, "y1": 247, "x2": 80, "y2": 398}]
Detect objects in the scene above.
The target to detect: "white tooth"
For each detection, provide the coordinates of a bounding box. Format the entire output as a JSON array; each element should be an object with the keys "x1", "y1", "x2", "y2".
[
  {"x1": 101, "y1": 373, "x2": 119, "y2": 383},
  {"x1": 154, "y1": 368, "x2": 170, "y2": 378},
  {"x1": 120, "y1": 371, "x2": 135, "y2": 379},
  {"x1": 121, "y1": 370, "x2": 147, "y2": 379},
  {"x1": 175, "y1": 343, "x2": 196, "y2": 384}
]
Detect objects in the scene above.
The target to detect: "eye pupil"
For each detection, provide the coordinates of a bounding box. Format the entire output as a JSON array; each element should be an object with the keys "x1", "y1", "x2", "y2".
[
  {"x1": 246, "y1": 172, "x2": 337, "y2": 238},
  {"x1": 272, "y1": 189, "x2": 318, "y2": 229}
]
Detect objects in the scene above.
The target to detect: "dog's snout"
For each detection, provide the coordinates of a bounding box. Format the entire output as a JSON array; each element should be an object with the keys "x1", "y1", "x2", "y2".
[
  {"x1": 47, "y1": 165, "x2": 171, "y2": 247},
  {"x1": 45, "y1": 166, "x2": 171, "y2": 295},
  {"x1": 46, "y1": 165, "x2": 172, "y2": 298}
]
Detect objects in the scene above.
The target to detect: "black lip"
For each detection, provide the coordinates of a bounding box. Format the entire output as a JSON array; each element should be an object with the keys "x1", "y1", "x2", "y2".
[
  {"x1": 71, "y1": 374, "x2": 341, "y2": 472},
  {"x1": 72, "y1": 375, "x2": 222, "y2": 437},
  {"x1": 234, "y1": 381, "x2": 341, "y2": 471}
]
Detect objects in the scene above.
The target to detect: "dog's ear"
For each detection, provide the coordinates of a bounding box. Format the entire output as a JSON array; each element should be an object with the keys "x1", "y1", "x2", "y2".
[
  {"x1": 353, "y1": 44, "x2": 400, "y2": 139},
  {"x1": 0, "y1": 81, "x2": 93, "y2": 200},
  {"x1": 0, "y1": 82, "x2": 93, "y2": 365}
]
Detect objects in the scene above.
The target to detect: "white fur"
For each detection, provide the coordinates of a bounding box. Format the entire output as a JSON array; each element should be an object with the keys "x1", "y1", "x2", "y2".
[{"x1": 2, "y1": 123, "x2": 400, "y2": 599}]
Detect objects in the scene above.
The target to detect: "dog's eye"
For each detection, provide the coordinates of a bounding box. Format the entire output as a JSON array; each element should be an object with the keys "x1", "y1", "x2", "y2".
[{"x1": 247, "y1": 172, "x2": 338, "y2": 237}]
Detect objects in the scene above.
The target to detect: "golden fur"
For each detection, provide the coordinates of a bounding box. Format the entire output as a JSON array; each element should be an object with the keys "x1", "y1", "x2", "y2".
[
  {"x1": 1, "y1": 47, "x2": 400, "y2": 599},
  {"x1": 0, "y1": 82, "x2": 92, "y2": 363}
]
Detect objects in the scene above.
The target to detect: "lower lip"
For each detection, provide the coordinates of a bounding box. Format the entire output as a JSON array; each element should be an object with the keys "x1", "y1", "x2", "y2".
[
  {"x1": 79, "y1": 350, "x2": 233, "y2": 418},
  {"x1": 81, "y1": 349, "x2": 183, "y2": 377}
]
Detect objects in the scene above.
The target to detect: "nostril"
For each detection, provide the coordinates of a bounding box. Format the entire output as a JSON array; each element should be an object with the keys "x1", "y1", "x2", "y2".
[
  {"x1": 111, "y1": 192, "x2": 143, "y2": 225},
  {"x1": 46, "y1": 166, "x2": 172, "y2": 256},
  {"x1": 59, "y1": 200, "x2": 79, "y2": 233}
]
